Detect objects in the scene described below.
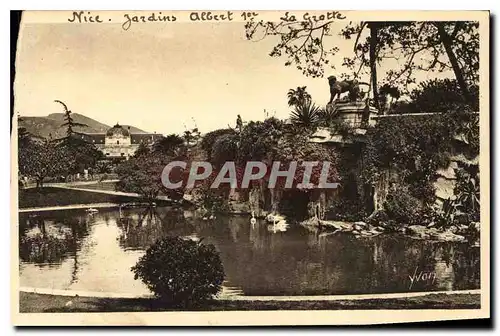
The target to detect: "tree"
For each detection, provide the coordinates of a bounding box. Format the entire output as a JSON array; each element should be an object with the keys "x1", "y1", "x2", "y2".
[
  {"x1": 342, "y1": 21, "x2": 479, "y2": 103},
  {"x1": 19, "y1": 141, "x2": 74, "y2": 187},
  {"x1": 116, "y1": 153, "x2": 185, "y2": 202},
  {"x1": 287, "y1": 86, "x2": 312, "y2": 107},
  {"x1": 153, "y1": 134, "x2": 185, "y2": 156},
  {"x1": 134, "y1": 142, "x2": 151, "y2": 158},
  {"x1": 53, "y1": 100, "x2": 103, "y2": 174},
  {"x1": 18, "y1": 124, "x2": 32, "y2": 150},
  {"x1": 238, "y1": 117, "x2": 284, "y2": 163},
  {"x1": 18, "y1": 118, "x2": 35, "y2": 179},
  {"x1": 200, "y1": 128, "x2": 237, "y2": 160},
  {"x1": 406, "y1": 78, "x2": 479, "y2": 113},
  {"x1": 246, "y1": 20, "x2": 479, "y2": 106},
  {"x1": 54, "y1": 100, "x2": 88, "y2": 139},
  {"x1": 211, "y1": 133, "x2": 239, "y2": 168},
  {"x1": 183, "y1": 127, "x2": 201, "y2": 147}
]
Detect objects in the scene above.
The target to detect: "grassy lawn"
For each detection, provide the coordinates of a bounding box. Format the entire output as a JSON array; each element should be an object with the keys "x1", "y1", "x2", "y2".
[
  {"x1": 18, "y1": 187, "x2": 144, "y2": 209},
  {"x1": 19, "y1": 292, "x2": 480, "y2": 313},
  {"x1": 75, "y1": 181, "x2": 118, "y2": 192}
]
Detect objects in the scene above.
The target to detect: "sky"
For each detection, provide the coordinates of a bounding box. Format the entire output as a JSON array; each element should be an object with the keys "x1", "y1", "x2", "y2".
[{"x1": 14, "y1": 14, "x2": 452, "y2": 135}]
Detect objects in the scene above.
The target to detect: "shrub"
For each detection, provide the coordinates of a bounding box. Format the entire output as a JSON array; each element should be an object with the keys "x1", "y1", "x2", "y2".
[
  {"x1": 327, "y1": 197, "x2": 369, "y2": 222},
  {"x1": 132, "y1": 236, "x2": 225, "y2": 306},
  {"x1": 383, "y1": 190, "x2": 423, "y2": 225}
]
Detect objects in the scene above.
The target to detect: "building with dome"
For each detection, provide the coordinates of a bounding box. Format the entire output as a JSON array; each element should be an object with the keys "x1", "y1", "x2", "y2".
[{"x1": 78, "y1": 123, "x2": 163, "y2": 160}]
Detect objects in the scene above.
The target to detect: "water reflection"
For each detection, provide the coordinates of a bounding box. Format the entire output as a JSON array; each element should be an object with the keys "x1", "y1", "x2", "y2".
[{"x1": 19, "y1": 207, "x2": 480, "y2": 296}]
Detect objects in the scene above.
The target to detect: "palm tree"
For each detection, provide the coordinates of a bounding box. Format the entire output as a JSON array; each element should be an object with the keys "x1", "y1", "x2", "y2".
[
  {"x1": 289, "y1": 101, "x2": 321, "y2": 128},
  {"x1": 287, "y1": 86, "x2": 312, "y2": 107},
  {"x1": 153, "y1": 134, "x2": 185, "y2": 156},
  {"x1": 183, "y1": 128, "x2": 201, "y2": 147}
]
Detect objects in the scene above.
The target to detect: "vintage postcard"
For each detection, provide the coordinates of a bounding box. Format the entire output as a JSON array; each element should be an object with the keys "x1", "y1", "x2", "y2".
[{"x1": 11, "y1": 10, "x2": 490, "y2": 326}]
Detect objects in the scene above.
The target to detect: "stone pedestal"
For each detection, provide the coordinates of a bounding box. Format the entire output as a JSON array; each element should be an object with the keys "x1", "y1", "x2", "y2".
[{"x1": 330, "y1": 101, "x2": 379, "y2": 128}]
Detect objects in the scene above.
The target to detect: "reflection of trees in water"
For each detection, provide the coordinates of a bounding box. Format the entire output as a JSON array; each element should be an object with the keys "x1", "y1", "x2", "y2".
[
  {"x1": 215, "y1": 225, "x2": 481, "y2": 295},
  {"x1": 22, "y1": 209, "x2": 479, "y2": 295},
  {"x1": 365, "y1": 238, "x2": 479, "y2": 292},
  {"x1": 19, "y1": 213, "x2": 91, "y2": 268},
  {"x1": 449, "y1": 244, "x2": 480, "y2": 289},
  {"x1": 116, "y1": 207, "x2": 195, "y2": 250}
]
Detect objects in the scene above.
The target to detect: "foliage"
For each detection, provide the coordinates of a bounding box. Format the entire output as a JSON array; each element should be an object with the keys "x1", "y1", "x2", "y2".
[
  {"x1": 134, "y1": 142, "x2": 151, "y2": 158},
  {"x1": 193, "y1": 115, "x2": 339, "y2": 212},
  {"x1": 432, "y1": 198, "x2": 459, "y2": 228},
  {"x1": 210, "y1": 134, "x2": 239, "y2": 167},
  {"x1": 18, "y1": 125, "x2": 33, "y2": 149},
  {"x1": 392, "y1": 79, "x2": 479, "y2": 113},
  {"x1": 343, "y1": 22, "x2": 477, "y2": 88},
  {"x1": 116, "y1": 153, "x2": 185, "y2": 202},
  {"x1": 289, "y1": 101, "x2": 322, "y2": 129},
  {"x1": 238, "y1": 117, "x2": 338, "y2": 190},
  {"x1": 94, "y1": 160, "x2": 113, "y2": 174},
  {"x1": 361, "y1": 113, "x2": 461, "y2": 204},
  {"x1": 59, "y1": 136, "x2": 103, "y2": 173},
  {"x1": 131, "y1": 236, "x2": 224, "y2": 305},
  {"x1": 18, "y1": 124, "x2": 34, "y2": 178},
  {"x1": 245, "y1": 19, "x2": 339, "y2": 78},
  {"x1": 19, "y1": 141, "x2": 75, "y2": 187},
  {"x1": 238, "y1": 117, "x2": 285, "y2": 163},
  {"x1": 20, "y1": 233, "x2": 72, "y2": 264},
  {"x1": 453, "y1": 110, "x2": 480, "y2": 155},
  {"x1": 378, "y1": 84, "x2": 401, "y2": 113},
  {"x1": 54, "y1": 100, "x2": 88, "y2": 138},
  {"x1": 327, "y1": 118, "x2": 356, "y2": 138},
  {"x1": 383, "y1": 190, "x2": 423, "y2": 225},
  {"x1": 453, "y1": 163, "x2": 480, "y2": 221},
  {"x1": 431, "y1": 163, "x2": 480, "y2": 229},
  {"x1": 153, "y1": 134, "x2": 185, "y2": 156},
  {"x1": 50, "y1": 100, "x2": 103, "y2": 173},
  {"x1": 274, "y1": 131, "x2": 339, "y2": 190},
  {"x1": 183, "y1": 127, "x2": 201, "y2": 147},
  {"x1": 200, "y1": 192, "x2": 230, "y2": 213},
  {"x1": 200, "y1": 128, "x2": 237, "y2": 159},
  {"x1": 287, "y1": 86, "x2": 312, "y2": 107},
  {"x1": 246, "y1": 20, "x2": 479, "y2": 105},
  {"x1": 327, "y1": 197, "x2": 369, "y2": 222}
]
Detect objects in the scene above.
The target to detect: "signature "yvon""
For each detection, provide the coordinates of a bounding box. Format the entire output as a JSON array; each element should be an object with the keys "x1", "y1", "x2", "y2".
[{"x1": 408, "y1": 266, "x2": 437, "y2": 290}]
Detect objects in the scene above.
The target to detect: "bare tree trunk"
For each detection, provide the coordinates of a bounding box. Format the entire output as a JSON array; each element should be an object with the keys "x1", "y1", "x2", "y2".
[
  {"x1": 435, "y1": 22, "x2": 473, "y2": 105},
  {"x1": 368, "y1": 22, "x2": 381, "y2": 111}
]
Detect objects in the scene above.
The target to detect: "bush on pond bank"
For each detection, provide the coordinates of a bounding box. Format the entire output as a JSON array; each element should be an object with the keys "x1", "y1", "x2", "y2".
[{"x1": 132, "y1": 236, "x2": 225, "y2": 306}]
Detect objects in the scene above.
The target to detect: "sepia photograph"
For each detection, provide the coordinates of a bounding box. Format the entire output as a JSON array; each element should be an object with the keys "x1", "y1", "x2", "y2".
[{"x1": 11, "y1": 10, "x2": 489, "y2": 326}]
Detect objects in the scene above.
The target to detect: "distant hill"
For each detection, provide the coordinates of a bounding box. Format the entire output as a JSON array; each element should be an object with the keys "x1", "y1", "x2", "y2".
[{"x1": 19, "y1": 113, "x2": 148, "y2": 140}]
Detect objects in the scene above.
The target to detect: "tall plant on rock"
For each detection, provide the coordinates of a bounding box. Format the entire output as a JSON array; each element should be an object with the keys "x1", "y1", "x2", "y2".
[{"x1": 289, "y1": 101, "x2": 322, "y2": 129}]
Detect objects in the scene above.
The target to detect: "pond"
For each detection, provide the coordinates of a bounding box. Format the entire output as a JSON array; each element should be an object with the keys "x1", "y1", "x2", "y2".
[{"x1": 19, "y1": 206, "x2": 480, "y2": 296}]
